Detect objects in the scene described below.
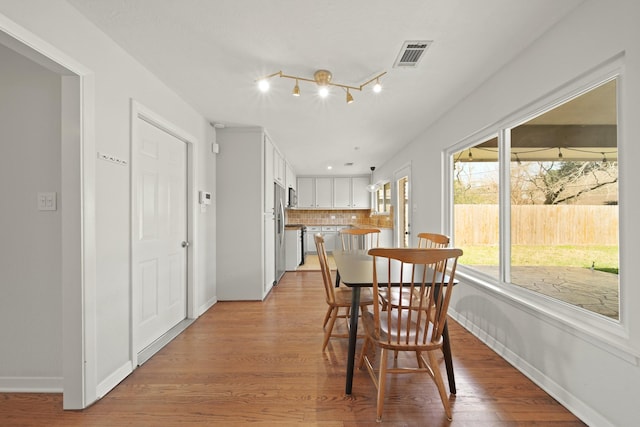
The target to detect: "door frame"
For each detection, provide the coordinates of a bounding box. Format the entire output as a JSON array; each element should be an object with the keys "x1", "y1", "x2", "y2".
[
  {"x1": 130, "y1": 100, "x2": 197, "y2": 367},
  {"x1": 0, "y1": 15, "x2": 96, "y2": 409},
  {"x1": 394, "y1": 163, "x2": 412, "y2": 247}
]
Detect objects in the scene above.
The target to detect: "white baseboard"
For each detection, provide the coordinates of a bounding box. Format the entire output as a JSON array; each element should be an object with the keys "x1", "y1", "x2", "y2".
[
  {"x1": 0, "y1": 376, "x2": 63, "y2": 392},
  {"x1": 198, "y1": 296, "x2": 218, "y2": 316},
  {"x1": 96, "y1": 361, "x2": 132, "y2": 400},
  {"x1": 137, "y1": 319, "x2": 195, "y2": 366}
]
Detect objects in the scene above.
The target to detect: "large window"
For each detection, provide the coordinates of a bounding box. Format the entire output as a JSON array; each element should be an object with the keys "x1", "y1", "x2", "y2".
[
  {"x1": 452, "y1": 78, "x2": 619, "y2": 320},
  {"x1": 453, "y1": 137, "x2": 500, "y2": 280}
]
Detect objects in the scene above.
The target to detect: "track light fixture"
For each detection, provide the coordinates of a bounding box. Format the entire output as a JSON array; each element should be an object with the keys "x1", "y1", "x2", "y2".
[
  {"x1": 346, "y1": 89, "x2": 354, "y2": 104},
  {"x1": 292, "y1": 79, "x2": 300, "y2": 96},
  {"x1": 257, "y1": 69, "x2": 387, "y2": 104},
  {"x1": 372, "y1": 78, "x2": 382, "y2": 93}
]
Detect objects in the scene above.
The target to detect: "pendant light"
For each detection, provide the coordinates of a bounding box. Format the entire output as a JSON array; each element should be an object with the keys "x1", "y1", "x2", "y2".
[{"x1": 367, "y1": 166, "x2": 378, "y2": 192}]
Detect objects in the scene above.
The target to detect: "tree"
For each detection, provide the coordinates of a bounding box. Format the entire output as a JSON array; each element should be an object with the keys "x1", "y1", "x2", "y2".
[
  {"x1": 514, "y1": 160, "x2": 618, "y2": 205},
  {"x1": 453, "y1": 162, "x2": 499, "y2": 204}
]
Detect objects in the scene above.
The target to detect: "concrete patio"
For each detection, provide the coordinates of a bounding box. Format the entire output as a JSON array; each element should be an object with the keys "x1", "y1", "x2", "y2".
[
  {"x1": 470, "y1": 265, "x2": 619, "y2": 319},
  {"x1": 300, "y1": 255, "x2": 619, "y2": 319}
]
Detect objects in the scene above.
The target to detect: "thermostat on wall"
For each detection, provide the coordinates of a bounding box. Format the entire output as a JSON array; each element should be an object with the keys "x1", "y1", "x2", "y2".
[{"x1": 199, "y1": 191, "x2": 212, "y2": 205}]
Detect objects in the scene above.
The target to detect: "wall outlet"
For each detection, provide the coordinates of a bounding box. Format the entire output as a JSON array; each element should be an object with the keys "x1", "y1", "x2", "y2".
[{"x1": 37, "y1": 192, "x2": 57, "y2": 211}]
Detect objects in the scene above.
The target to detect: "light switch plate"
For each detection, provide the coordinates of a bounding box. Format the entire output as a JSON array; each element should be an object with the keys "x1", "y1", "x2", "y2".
[{"x1": 38, "y1": 192, "x2": 57, "y2": 211}]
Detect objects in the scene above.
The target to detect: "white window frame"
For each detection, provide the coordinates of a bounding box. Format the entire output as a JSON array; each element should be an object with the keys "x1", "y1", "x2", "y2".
[{"x1": 443, "y1": 54, "x2": 638, "y2": 363}]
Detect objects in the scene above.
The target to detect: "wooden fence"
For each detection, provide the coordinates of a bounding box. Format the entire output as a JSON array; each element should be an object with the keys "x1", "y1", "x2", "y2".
[{"x1": 454, "y1": 204, "x2": 619, "y2": 245}]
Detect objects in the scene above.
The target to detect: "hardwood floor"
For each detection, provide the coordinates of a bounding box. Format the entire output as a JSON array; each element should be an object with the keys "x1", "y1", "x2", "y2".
[{"x1": 0, "y1": 271, "x2": 585, "y2": 426}]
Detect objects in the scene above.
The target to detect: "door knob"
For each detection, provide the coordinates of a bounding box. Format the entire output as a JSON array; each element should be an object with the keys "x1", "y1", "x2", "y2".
[{"x1": 181, "y1": 241, "x2": 190, "y2": 248}]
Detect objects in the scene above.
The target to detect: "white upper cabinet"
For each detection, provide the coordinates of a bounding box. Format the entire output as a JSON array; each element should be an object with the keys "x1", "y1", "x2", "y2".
[
  {"x1": 296, "y1": 175, "x2": 370, "y2": 209},
  {"x1": 315, "y1": 177, "x2": 333, "y2": 208},
  {"x1": 273, "y1": 147, "x2": 285, "y2": 186},
  {"x1": 284, "y1": 161, "x2": 296, "y2": 207},
  {"x1": 351, "y1": 176, "x2": 371, "y2": 208},
  {"x1": 333, "y1": 177, "x2": 351, "y2": 208},
  {"x1": 264, "y1": 135, "x2": 275, "y2": 213},
  {"x1": 297, "y1": 177, "x2": 315, "y2": 208},
  {"x1": 285, "y1": 162, "x2": 296, "y2": 192}
]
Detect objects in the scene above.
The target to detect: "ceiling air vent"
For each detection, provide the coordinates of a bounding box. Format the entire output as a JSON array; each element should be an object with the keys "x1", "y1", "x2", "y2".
[{"x1": 393, "y1": 40, "x2": 432, "y2": 68}]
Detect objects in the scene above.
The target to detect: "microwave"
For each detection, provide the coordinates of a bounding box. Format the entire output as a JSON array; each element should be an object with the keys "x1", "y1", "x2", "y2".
[{"x1": 288, "y1": 187, "x2": 297, "y2": 208}]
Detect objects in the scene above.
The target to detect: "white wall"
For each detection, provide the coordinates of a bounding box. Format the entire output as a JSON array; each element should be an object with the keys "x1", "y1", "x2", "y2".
[
  {"x1": 0, "y1": 0, "x2": 217, "y2": 405},
  {"x1": 375, "y1": 0, "x2": 640, "y2": 425},
  {"x1": 0, "y1": 43, "x2": 62, "y2": 387}
]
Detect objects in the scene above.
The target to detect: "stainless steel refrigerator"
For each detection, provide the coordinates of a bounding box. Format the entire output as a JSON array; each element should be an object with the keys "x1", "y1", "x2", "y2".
[{"x1": 274, "y1": 183, "x2": 286, "y2": 284}]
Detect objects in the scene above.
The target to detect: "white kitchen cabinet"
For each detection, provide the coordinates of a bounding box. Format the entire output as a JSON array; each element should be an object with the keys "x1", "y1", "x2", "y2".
[
  {"x1": 296, "y1": 176, "x2": 331, "y2": 208},
  {"x1": 264, "y1": 135, "x2": 275, "y2": 213},
  {"x1": 285, "y1": 229, "x2": 302, "y2": 270},
  {"x1": 285, "y1": 161, "x2": 296, "y2": 192},
  {"x1": 306, "y1": 226, "x2": 322, "y2": 253},
  {"x1": 297, "y1": 175, "x2": 370, "y2": 209},
  {"x1": 333, "y1": 177, "x2": 351, "y2": 208},
  {"x1": 264, "y1": 215, "x2": 275, "y2": 287},
  {"x1": 351, "y1": 176, "x2": 371, "y2": 208},
  {"x1": 315, "y1": 177, "x2": 333, "y2": 208},
  {"x1": 297, "y1": 177, "x2": 314, "y2": 208},
  {"x1": 274, "y1": 147, "x2": 285, "y2": 186},
  {"x1": 321, "y1": 225, "x2": 338, "y2": 252},
  {"x1": 335, "y1": 176, "x2": 370, "y2": 208},
  {"x1": 216, "y1": 127, "x2": 280, "y2": 300}
]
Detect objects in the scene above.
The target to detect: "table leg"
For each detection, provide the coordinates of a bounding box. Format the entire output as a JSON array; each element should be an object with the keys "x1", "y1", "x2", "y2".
[
  {"x1": 345, "y1": 286, "x2": 360, "y2": 395},
  {"x1": 442, "y1": 320, "x2": 456, "y2": 394},
  {"x1": 335, "y1": 270, "x2": 341, "y2": 288}
]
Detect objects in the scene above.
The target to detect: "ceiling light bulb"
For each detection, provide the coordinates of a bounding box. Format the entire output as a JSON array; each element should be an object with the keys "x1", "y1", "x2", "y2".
[
  {"x1": 292, "y1": 80, "x2": 300, "y2": 96},
  {"x1": 258, "y1": 79, "x2": 270, "y2": 92},
  {"x1": 372, "y1": 79, "x2": 382, "y2": 93},
  {"x1": 346, "y1": 89, "x2": 354, "y2": 104},
  {"x1": 318, "y1": 86, "x2": 329, "y2": 98}
]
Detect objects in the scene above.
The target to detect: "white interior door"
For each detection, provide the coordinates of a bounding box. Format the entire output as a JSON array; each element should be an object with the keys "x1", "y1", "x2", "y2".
[{"x1": 133, "y1": 117, "x2": 188, "y2": 354}]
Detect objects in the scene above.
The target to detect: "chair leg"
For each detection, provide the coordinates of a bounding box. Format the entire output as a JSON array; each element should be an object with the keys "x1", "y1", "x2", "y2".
[
  {"x1": 323, "y1": 306, "x2": 332, "y2": 328},
  {"x1": 427, "y1": 349, "x2": 452, "y2": 420},
  {"x1": 357, "y1": 336, "x2": 370, "y2": 369},
  {"x1": 376, "y1": 347, "x2": 389, "y2": 422},
  {"x1": 322, "y1": 307, "x2": 339, "y2": 351}
]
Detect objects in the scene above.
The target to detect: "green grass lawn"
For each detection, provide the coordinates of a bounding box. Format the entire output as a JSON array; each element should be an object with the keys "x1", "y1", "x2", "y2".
[{"x1": 460, "y1": 245, "x2": 619, "y2": 274}]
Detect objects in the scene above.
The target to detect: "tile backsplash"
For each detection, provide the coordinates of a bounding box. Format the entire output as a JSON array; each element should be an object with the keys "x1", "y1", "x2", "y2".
[{"x1": 286, "y1": 207, "x2": 394, "y2": 229}]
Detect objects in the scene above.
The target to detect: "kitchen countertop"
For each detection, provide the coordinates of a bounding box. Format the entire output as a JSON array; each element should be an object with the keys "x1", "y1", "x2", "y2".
[
  {"x1": 285, "y1": 224, "x2": 305, "y2": 230},
  {"x1": 286, "y1": 223, "x2": 392, "y2": 230}
]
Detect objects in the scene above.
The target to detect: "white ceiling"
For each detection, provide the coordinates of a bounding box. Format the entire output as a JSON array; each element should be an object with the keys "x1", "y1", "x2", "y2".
[{"x1": 67, "y1": 0, "x2": 584, "y2": 176}]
